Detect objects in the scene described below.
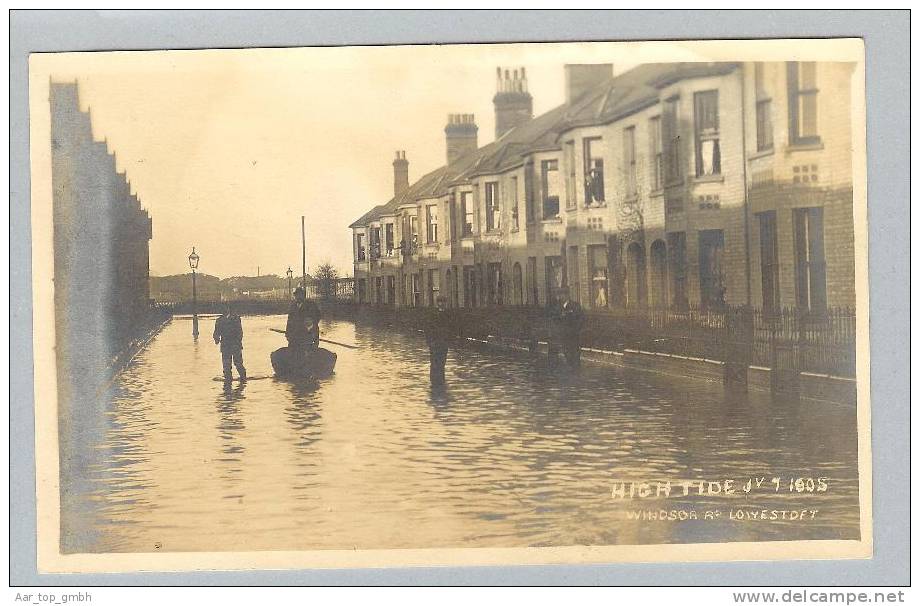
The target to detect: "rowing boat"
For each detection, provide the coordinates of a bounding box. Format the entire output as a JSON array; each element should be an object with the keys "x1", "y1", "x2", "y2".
[{"x1": 270, "y1": 346, "x2": 337, "y2": 380}]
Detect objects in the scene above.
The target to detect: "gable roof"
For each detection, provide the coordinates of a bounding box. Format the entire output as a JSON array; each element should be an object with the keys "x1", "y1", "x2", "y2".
[{"x1": 349, "y1": 62, "x2": 741, "y2": 228}]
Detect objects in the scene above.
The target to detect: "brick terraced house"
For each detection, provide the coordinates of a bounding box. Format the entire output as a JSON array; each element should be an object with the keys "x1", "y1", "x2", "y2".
[{"x1": 349, "y1": 61, "x2": 856, "y2": 315}]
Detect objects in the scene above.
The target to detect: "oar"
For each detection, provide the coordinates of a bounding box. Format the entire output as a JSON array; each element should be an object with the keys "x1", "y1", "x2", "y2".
[{"x1": 269, "y1": 328, "x2": 360, "y2": 350}]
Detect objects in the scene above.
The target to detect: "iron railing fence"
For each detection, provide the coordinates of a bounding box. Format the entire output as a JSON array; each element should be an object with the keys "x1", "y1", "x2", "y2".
[{"x1": 350, "y1": 303, "x2": 857, "y2": 378}]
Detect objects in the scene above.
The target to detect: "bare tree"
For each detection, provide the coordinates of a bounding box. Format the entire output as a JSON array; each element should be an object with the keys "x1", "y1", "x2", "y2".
[{"x1": 315, "y1": 262, "x2": 339, "y2": 300}]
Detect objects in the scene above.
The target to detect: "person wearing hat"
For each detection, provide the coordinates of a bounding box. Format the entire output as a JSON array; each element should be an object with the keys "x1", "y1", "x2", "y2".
[
  {"x1": 558, "y1": 292, "x2": 585, "y2": 369},
  {"x1": 425, "y1": 294, "x2": 454, "y2": 386},
  {"x1": 286, "y1": 286, "x2": 321, "y2": 352},
  {"x1": 213, "y1": 301, "x2": 246, "y2": 382}
]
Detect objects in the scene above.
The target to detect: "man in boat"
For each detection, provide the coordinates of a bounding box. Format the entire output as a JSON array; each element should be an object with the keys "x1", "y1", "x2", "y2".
[
  {"x1": 213, "y1": 302, "x2": 246, "y2": 382},
  {"x1": 425, "y1": 294, "x2": 455, "y2": 387},
  {"x1": 286, "y1": 286, "x2": 321, "y2": 353}
]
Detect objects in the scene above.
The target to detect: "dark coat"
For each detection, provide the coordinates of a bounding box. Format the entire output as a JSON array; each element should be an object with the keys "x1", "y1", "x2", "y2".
[
  {"x1": 425, "y1": 308, "x2": 456, "y2": 351},
  {"x1": 286, "y1": 299, "x2": 321, "y2": 346},
  {"x1": 213, "y1": 313, "x2": 244, "y2": 352}
]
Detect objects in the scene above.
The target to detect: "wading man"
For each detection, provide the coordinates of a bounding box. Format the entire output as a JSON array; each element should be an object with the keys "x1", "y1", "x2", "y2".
[
  {"x1": 213, "y1": 302, "x2": 246, "y2": 382},
  {"x1": 426, "y1": 295, "x2": 454, "y2": 386},
  {"x1": 559, "y1": 294, "x2": 585, "y2": 369}
]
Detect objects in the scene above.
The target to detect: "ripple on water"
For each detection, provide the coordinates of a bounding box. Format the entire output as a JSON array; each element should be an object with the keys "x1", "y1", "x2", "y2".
[{"x1": 60, "y1": 316, "x2": 861, "y2": 553}]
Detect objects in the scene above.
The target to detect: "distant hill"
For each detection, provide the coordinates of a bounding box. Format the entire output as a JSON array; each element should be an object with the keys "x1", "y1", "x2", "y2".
[{"x1": 150, "y1": 273, "x2": 313, "y2": 303}]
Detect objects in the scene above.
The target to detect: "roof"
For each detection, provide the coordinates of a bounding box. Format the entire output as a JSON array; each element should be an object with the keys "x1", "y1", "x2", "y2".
[{"x1": 349, "y1": 62, "x2": 740, "y2": 228}]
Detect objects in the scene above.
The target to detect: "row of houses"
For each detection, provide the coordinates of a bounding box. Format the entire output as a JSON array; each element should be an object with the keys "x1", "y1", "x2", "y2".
[
  {"x1": 349, "y1": 61, "x2": 856, "y2": 315},
  {"x1": 51, "y1": 82, "x2": 153, "y2": 385}
]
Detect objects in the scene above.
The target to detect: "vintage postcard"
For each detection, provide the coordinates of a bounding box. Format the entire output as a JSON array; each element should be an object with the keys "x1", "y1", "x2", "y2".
[{"x1": 29, "y1": 38, "x2": 870, "y2": 573}]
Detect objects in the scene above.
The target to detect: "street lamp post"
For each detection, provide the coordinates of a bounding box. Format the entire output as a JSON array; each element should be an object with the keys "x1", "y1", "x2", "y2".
[
  {"x1": 188, "y1": 247, "x2": 200, "y2": 339},
  {"x1": 286, "y1": 266, "x2": 294, "y2": 299}
]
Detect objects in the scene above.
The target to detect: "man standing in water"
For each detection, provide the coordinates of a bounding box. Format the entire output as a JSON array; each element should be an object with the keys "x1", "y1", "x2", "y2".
[
  {"x1": 426, "y1": 295, "x2": 454, "y2": 387},
  {"x1": 286, "y1": 286, "x2": 321, "y2": 352},
  {"x1": 558, "y1": 294, "x2": 585, "y2": 369},
  {"x1": 213, "y1": 302, "x2": 246, "y2": 382}
]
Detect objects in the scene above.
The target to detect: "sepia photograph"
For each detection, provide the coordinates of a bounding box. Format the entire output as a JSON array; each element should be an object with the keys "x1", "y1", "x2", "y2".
[{"x1": 28, "y1": 36, "x2": 871, "y2": 573}]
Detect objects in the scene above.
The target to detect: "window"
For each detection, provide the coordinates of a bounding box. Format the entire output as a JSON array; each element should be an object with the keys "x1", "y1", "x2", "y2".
[
  {"x1": 758, "y1": 211, "x2": 780, "y2": 313},
  {"x1": 386, "y1": 275, "x2": 396, "y2": 304},
  {"x1": 409, "y1": 215, "x2": 419, "y2": 250},
  {"x1": 525, "y1": 162, "x2": 536, "y2": 223},
  {"x1": 447, "y1": 193, "x2": 456, "y2": 243},
  {"x1": 384, "y1": 223, "x2": 394, "y2": 256},
  {"x1": 694, "y1": 90, "x2": 721, "y2": 177},
  {"x1": 754, "y1": 62, "x2": 774, "y2": 152},
  {"x1": 567, "y1": 246, "x2": 580, "y2": 303},
  {"x1": 545, "y1": 256, "x2": 564, "y2": 303},
  {"x1": 583, "y1": 137, "x2": 605, "y2": 206},
  {"x1": 459, "y1": 191, "x2": 474, "y2": 236},
  {"x1": 427, "y1": 268, "x2": 440, "y2": 306},
  {"x1": 426, "y1": 204, "x2": 438, "y2": 243},
  {"x1": 698, "y1": 230, "x2": 725, "y2": 309},
  {"x1": 512, "y1": 263, "x2": 523, "y2": 305},
  {"x1": 541, "y1": 160, "x2": 561, "y2": 219},
  {"x1": 564, "y1": 141, "x2": 576, "y2": 209},
  {"x1": 663, "y1": 97, "x2": 681, "y2": 184},
  {"x1": 668, "y1": 232, "x2": 688, "y2": 310},
  {"x1": 463, "y1": 266, "x2": 477, "y2": 307},
  {"x1": 793, "y1": 207, "x2": 826, "y2": 312},
  {"x1": 623, "y1": 126, "x2": 637, "y2": 197},
  {"x1": 487, "y1": 262, "x2": 502, "y2": 305},
  {"x1": 403, "y1": 275, "x2": 412, "y2": 306},
  {"x1": 374, "y1": 276, "x2": 383, "y2": 303},
  {"x1": 510, "y1": 176, "x2": 519, "y2": 231},
  {"x1": 485, "y1": 181, "x2": 500, "y2": 231},
  {"x1": 527, "y1": 256, "x2": 538, "y2": 305},
  {"x1": 369, "y1": 226, "x2": 381, "y2": 259},
  {"x1": 788, "y1": 62, "x2": 819, "y2": 145},
  {"x1": 589, "y1": 245, "x2": 609, "y2": 308},
  {"x1": 356, "y1": 233, "x2": 366, "y2": 261},
  {"x1": 649, "y1": 116, "x2": 663, "y2": 190}
]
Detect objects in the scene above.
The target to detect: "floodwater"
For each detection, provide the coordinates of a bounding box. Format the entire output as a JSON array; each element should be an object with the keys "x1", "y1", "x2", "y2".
[{"x1": 60, "y1": 315, "x2": 861, "y2": 554}]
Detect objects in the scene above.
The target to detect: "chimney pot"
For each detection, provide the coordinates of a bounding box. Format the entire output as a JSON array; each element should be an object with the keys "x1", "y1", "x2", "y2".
[
  {"x1": 444, "y1": 112, "x2": 478, "y2": 164},
  {"x1": 393, "y1": 150, "x2": 409, "y2": 196},
  {"x1": 493, "y1": 65, "x2": 534, "y2": 139}
]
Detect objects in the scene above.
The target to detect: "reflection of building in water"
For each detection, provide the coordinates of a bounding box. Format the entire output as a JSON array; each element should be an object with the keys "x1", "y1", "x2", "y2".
[
  {"x1": 350, "y1": 62, "x2": 856, "y2": 313},
  {"x1": 50, "y1": 82, "x2": 153, "y2": 392}
]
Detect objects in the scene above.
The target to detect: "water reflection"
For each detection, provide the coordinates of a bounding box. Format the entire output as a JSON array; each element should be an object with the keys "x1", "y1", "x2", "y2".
[{"x1": 61, "y1": 315, "x2": 860, "y2": 554}]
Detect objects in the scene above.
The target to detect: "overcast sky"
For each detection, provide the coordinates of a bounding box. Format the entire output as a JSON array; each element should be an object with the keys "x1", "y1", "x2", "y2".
[{"x1": 34, "y1": 41, "x2": 781, "y2": 278}]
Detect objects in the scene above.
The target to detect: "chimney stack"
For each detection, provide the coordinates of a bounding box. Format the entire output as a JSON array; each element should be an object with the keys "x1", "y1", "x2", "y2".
[
  {"x1": 564, "y1": 64, "x2": 614, "y2": 104},
  {"x1": 493, "y1": 66, "x2": 533, "y2": 139},
  {"x1": 444, "y1": 113, "x2": 478, "y2": 165},
  {"x1": 393, "y1": 150, "x2": 409, "y2": 197}
]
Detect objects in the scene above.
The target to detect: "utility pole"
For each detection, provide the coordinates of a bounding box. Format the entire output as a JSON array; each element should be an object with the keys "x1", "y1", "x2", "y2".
[{"x1": 301, "y1": 215, "x2": 306, "y2": 288}]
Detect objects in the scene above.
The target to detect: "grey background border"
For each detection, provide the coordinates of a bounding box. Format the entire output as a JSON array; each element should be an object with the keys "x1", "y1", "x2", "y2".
[{"x1": 10, "y1": 9, "x2": 909, "y2": 586}]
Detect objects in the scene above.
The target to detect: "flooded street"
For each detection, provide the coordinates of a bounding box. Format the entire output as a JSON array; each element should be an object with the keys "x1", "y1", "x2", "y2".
[{"x1": 60, "y1": 315, "x2": 860, "y2": 554}]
